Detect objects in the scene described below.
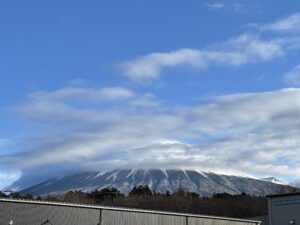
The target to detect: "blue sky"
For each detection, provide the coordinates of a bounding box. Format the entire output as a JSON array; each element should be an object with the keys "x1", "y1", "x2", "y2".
[{"x1": 1, "y1": 0, "x2": 300, "y2": 190}]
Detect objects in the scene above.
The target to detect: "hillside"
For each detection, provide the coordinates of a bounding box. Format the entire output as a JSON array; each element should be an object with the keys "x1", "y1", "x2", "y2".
[{"x1": 20, "y1": 169, "x2": 294, "y2": 196}]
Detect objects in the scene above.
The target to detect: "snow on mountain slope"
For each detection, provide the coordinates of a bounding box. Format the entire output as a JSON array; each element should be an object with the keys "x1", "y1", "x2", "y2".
[
  {"x1": 260, "y1": 177, "x2": 288, "y2": 185},
  {"x1": 20, "y1": 169, "x2": 293, "y2": 197}
]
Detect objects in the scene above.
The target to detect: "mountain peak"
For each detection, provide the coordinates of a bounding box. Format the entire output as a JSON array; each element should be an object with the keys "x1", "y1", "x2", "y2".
[{"x1": 19, "y1": 169, "x2": 293, "y2": 197}]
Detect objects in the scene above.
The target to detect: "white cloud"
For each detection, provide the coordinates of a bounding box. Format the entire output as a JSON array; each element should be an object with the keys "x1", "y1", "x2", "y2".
[
  {"x1": 0, "y1": 170, "x2": 21, "y2": 190},
  {"x1": 119, "y1": 12, "x2": 300, "y2": 82},
  {"x1": 16, "y1": 87, "x2": 162, "y2": 125},
  {"x1": 3, "y1": 87, "x2": 300, "y2": 181},
  {"x1": 128, "y1": 93, "x2": 161, "y2": 108},
  {"x1": 16, "y1": 86, "x2": 137, "y2": 124},
  {"x1": 205, "y1": 3, "x2": 225, "y2": 10},
  {"x1": 284, "y1": 64, "x2": 300, "y2": 86},
  {"x1": 30, "y1": 87, "x2": 134, "y2": 103},
  {"x1": 259, "y1": 13, "x2": 300, "y2": 33},
  {"x1": 119, "y1": 49, "x2": 206, "y2": 82},
  {"x1": 204, "y1": 2, "x2": 243, "y2": 13},
  {"x1": 120, "y1": 34, "x2": 284, "y2": 82}
]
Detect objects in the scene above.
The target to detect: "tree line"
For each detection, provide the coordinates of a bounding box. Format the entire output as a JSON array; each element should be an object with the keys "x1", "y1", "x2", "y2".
[{"x1": 0, "y1": 185, "x2": 269, "y2": 218}]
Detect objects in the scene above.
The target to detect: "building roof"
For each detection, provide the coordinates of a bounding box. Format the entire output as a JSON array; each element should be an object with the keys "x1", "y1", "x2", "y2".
[
  {"x1": 266, "y1": 192, "x2": 300, "y2": 198},
  {"x1": 0, "y1": 198, "x2": 260, "y2": 224}
]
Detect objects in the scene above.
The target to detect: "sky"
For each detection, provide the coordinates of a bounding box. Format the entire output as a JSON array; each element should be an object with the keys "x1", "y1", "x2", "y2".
[{"x1": 1, "y1": 0, "x2": 300, "y2": 190}]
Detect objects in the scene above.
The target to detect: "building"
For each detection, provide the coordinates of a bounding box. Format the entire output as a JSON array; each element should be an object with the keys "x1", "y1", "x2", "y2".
[
  {"x1": 247, "y1": 216, "x2": 269, "y2": 225},
  {"x1": 267, "y1": 192, "x2": 300, "y2": 225},
  {"x1": 0, "y1": 198, "x2": 260, "y2": 225}
]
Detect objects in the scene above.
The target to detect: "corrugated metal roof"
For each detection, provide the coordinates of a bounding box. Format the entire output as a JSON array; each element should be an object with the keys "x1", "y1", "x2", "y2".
[
  {"x1": 0, "y1": 198, "x2": 260, "y2": 224},
  {"x1": 266, "y1": 192, "x2": 300, "y2": 198}
]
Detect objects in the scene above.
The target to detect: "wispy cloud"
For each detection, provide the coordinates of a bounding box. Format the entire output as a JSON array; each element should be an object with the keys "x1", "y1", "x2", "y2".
[
  {"x1": 284, "y1": 64, "x2": 300, "y2": 86},
  {"x1": 205, "y1": 3, "x2": 225, "y2": 10},
  {"x1": 3, "y1": 87, "x2": 300, "y2": 184},
  {"x1": 259, "y1": 13, "x2": 300, "y2": 33},
  {"x1": 30, "y1": 87, "x2": 135, "y2": 103},
  {"x1": 204, "y1": 2, "x2": 243, "y2": 13},
  {"x1": 119, "y1": 12, "x2": 300, "y2": 83},
  {"x1": 119, "y1": 34, "x2": 285, "y2": 82}
]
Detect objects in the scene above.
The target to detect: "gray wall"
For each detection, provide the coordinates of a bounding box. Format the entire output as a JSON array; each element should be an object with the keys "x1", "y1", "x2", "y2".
[
  {"x1": 0, "y1": 200, "x2": 260, "y2": 225},
  {"x1": 269, "y1": 195, "x2": 300, "y2": 225},
  {"x1": 0, "y1": 201, "x2": 100, "y2": 225},
  {"x1": 188, "y1": 217, "x2": 255, "y2": 225},
  {"x1": 101, "y1": 210, "x2": 186, "y2": 225}
]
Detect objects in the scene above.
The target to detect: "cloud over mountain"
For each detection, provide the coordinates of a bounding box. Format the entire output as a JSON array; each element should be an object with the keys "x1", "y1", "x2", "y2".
[
  {"x1": 2, "y1": 87, "x2": 300, "y2": 188},
  {"x1": 3, "y1": 11, "x2": 300, "y2": 190}
]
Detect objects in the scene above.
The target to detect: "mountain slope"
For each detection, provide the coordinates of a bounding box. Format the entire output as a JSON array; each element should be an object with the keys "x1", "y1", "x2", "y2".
[
  {"x1": 20, "y1": 169, "x2": 293, "y2": 196},
  {"x1": 260, "y1": 177, "x2": 288, "y2": 185}
]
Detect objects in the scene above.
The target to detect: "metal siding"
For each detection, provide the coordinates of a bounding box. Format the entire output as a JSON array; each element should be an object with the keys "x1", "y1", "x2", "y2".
[
  {"x1": 188, "y1": 217, "x2": 256, "y2": 225},
  {"x1": 0, "y1": 201, "x2": 100, "y2": 225},
  {"x1": 101, "y1": 209, "x2": 186, "y2": 225},
  {"x1": 269, "y1": 195, "x2": 300, "y2": 225},
  {"x1": 0, "y1": 200, "x2": 260, "y2": 225}
]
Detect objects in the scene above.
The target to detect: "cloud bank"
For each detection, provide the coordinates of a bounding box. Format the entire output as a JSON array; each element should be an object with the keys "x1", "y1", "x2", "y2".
[{"x1": 2, "y1": 87, "x2": 300, "y2": 187}]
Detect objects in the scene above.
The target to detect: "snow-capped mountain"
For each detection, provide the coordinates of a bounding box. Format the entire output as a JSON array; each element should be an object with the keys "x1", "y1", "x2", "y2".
[
  {"x1": 20, "y1": 169, "x2": 294, "y2": 196},
  {"x1": 260, "y1": 177, "x2": 288, "y2": 185}
]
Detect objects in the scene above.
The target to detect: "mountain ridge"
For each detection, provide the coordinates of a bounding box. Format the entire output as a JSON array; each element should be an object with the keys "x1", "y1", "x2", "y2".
[
  {"x1": 19, "y1": 169, "x2": 295, "y2": 197},
  {"x1": 260, "y1": 177, "x2": 288, "y2": 185}
]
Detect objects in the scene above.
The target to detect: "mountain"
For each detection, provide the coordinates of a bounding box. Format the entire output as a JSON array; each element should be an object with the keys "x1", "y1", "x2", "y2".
[
  {"x1": 20, "y1": 169, "x2": 294, "y2": 196},
  {"x1": 260, "y1": 177, "x2": 288, "y2": 185}
]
